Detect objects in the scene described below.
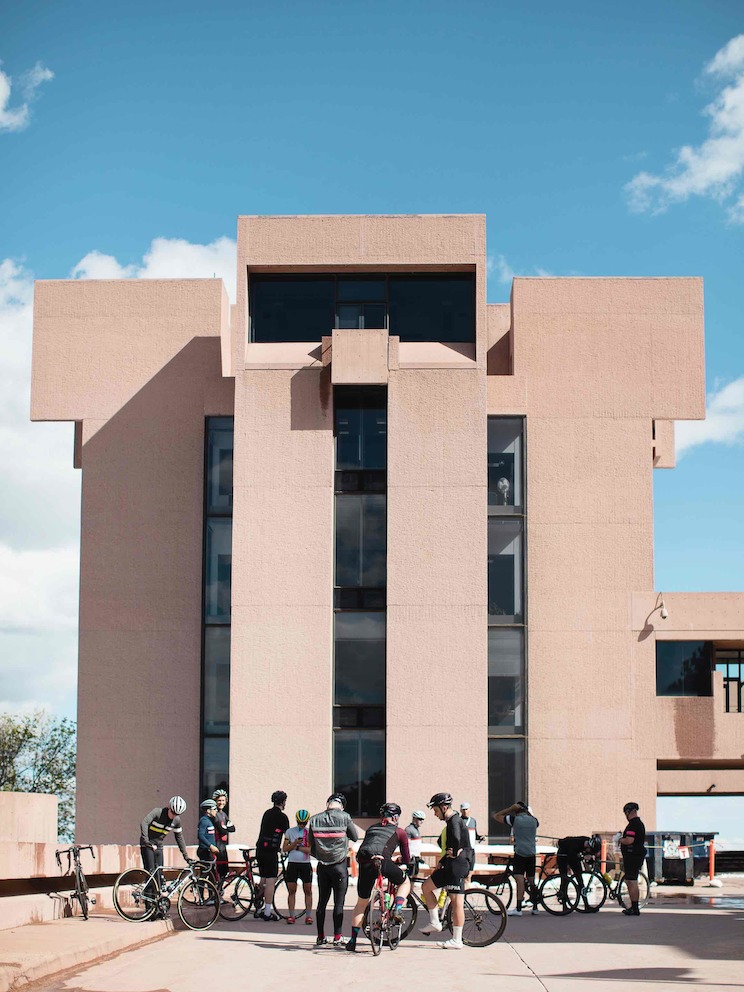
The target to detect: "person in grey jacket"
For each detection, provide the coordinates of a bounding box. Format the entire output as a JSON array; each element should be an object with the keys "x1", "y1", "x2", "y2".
[{"x1": 308, "y1": 793, "x2": 360, "y2": 946}]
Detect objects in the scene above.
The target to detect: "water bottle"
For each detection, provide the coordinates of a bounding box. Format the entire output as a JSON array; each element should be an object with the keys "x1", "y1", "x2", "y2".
[{"x1": 384, "y1": 893, "x2": 392, "y2": 910}]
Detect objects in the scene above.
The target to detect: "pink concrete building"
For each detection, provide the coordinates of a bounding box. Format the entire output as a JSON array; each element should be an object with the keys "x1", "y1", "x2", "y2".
[{"x1": 31, "y1": 214, "x2": 744, "y2": 845}]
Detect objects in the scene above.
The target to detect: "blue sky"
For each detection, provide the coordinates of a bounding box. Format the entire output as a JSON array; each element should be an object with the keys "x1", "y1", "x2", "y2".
[{"x1": 1, "y1": 1, "x2": 743, "y2": 841}]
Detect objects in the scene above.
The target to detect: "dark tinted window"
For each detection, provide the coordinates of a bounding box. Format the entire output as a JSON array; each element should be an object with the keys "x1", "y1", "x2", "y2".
[
  {"x1": 334, "y1": 612, "x2": 385, "y2": 706},
  {"x1": 334, "y1": 729, "x2": 385, "y2": 817},
  {"x1": 250, "y1": 276, "x2": 335, "y2": 342},
  {"x1": 337, "y1": 277, "x2": 386, "y2": 301},
  {"x1": 656, "y1": 641, "x2": 713, "y2": 696},
  {"x1": 335, "y1": 495, "x2": 386, "y2": 589},
  {"x1": 335, "y1": 387, "x2": 387, "y2": 471},
  {"x1": 488, "y1": 418, "x2": 523, "y2": 510},
  {"x1": 204, "y1": 627, "x2": 230, "y2": 735},
  {"x1": 488, "y1": 629, "x2": 524, "y2": 734},
  {"x1": 488, "y1": 739, "x2": 525, "y2": 838},
  {"x1": 388, "y1": 274, "x2": 475, "y2": 343},
  {"x1": 488, "y1": 519, "x2": 523, "y2": 622}
]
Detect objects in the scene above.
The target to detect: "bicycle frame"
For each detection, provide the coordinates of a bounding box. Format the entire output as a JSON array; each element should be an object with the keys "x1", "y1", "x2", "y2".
[{"x1": 55, "y1": 845, "x2": 95, "y2": 919}]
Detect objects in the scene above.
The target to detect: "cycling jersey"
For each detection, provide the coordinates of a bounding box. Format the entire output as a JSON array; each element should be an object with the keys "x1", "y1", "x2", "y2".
[
  {"x1": 357, "y1": 822, "x2": 411, "y2": 865},
  {"x1": 140, "y1": 807, "x2": 188, "y2": 858},
  {"x1": 505, "y1": 812, "x2": 538, "y2": 857},
  {"x1": 286, "y1": 825, "x2": 310, "y2": 864},
  {"x1": 308, "y1": 809, "x2": 359, "y2": 865},
  {"x1": 256, "y1": 806, "x2": 290, "y2": 853},
  {"x1": 214, "y1": 808, "x2": 235, "y2": 846},
  {"x1": 442, "y1": 812, "x2": 474, "y2": 861},
  {"x1": 622, "y1": 816, "x2": 647, "y2": 857},
  {"x1": 197, "y1": 815, "x2": 216, "y2": 857}
]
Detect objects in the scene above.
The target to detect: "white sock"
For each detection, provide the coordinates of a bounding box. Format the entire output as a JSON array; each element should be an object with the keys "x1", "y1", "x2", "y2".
[
  {"x1": 452, "y1": 926, "x2": 463, "y2": 943},
  {"x1": 429, "y1": 907, "x2": 440, "y2": 925},
  {"x1": 264, "y1": 903, "x2": 273, "y2": 914}
]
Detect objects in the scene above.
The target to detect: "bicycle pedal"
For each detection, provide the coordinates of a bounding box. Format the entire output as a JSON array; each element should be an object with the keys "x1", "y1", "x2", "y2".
[{"x1": 90, "y1": 896, "x2": 97, "y2": 905}]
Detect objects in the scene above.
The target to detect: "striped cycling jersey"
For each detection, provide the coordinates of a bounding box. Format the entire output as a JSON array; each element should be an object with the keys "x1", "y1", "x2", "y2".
[{"x1": 140, "y1": 807, "x2": 188, "y2": 856}]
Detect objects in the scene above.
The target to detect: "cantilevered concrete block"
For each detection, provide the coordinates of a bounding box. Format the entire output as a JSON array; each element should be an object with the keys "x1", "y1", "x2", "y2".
[{"x1": 331, "y1": 327, "x2": 388, "y2": 384}]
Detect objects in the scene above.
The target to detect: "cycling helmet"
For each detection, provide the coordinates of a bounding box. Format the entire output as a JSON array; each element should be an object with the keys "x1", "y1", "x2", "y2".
[
  {"x1": 380, "y1": 802, "x2": 402, "y2": 819},
  {"x1": 212, "y1": 789, "x2": 228, "y2": 799},
  {"x1": 200, "y1": 799, "x2": 217, "y2": 810},
  {"x1": 327, "y1": 793, "x2": 346, "y2": 808},
  {"x1": 586, "y1": 834, "x2": 602, "y2": 856},
  {"x1": 412, "y1": 810, "x2": 426, "y2": 821},
  {"x1": 271, "y1": 790, "x2": 288, "y2": 804},
  {"x1": 427, "y1": 792, "x2": 453, "y2": 809},
  {"x1": 296, "y1": 809, "x2": 310, "y2": 824},
  {"x1": 169, "y1": 796, "x2": 187, "y2": 814}
]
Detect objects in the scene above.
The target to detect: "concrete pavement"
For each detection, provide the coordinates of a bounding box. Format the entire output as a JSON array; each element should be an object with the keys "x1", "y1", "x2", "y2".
[{"x1": 8, "y1": 884, "x2": 744, "y2": 992}]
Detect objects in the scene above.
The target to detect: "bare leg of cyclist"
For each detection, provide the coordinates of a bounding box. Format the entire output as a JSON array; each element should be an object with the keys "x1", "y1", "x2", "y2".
[
  {"x1": 303, "y1": 880, "x2": 313, "y2": 923},
  {"x1": 287, "y1": 880, "x2": 297, "y2": 920},
  {"x1": 420, "y1": 876, "x2": 444, "y2": 933}
]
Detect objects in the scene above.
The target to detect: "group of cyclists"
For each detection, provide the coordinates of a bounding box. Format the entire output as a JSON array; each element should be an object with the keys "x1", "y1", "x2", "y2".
[{"x1": 139, "y1": 789, "x2": 648, "y2": 952}]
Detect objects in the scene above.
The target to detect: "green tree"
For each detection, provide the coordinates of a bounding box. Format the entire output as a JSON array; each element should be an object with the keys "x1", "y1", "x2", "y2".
[{"x1": 0, "y1": 711, "x2": 76, "y2": 841}]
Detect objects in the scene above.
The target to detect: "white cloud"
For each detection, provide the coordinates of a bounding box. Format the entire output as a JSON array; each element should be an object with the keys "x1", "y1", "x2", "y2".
[
  {"x1": 72, "y1": 236, "x2": 238, "y2": 302},
  {"x1": 626, "y1": 34, "x2": 744, "y2": 221},
  {"x1": 677, "y1": 376, "x2": 744, "y2": 456},
  {"x1": 0, "y1": 234, "x2": 236, "y2": 717},
  {"x1": 0, "y1": 60, "x2": 53, "y2": 133},
  {"x1": 487, "y1": 253, "x2": 556, "y2": 285}
]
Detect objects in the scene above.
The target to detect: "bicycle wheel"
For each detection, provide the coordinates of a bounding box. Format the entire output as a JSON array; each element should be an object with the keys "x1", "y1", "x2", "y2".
[
  {"x1": 273, "y1": 874, "x2": 308, "y2": 921},
  {"x1": 575, "y1": 871, "x2": 608, "y2": 913},
  {"x1": 539, "y1": 874, "x2": 580, "y2": 915},
  {"x1": 178, "y1": 878, "x2": 219, "y2": 931},
  {"x1": 113, "y1": 868, "x2": 157, "y2": 922},
  {"x1": 76, "y1": 869, "x2": 90, "y2": 920},
  {"x1": 368, "y1": 890, "x2": 384, "y2": 956},
  {"x1": 219, "y1": 873, "x2": 254, "y2": 921},
  {"x1": 492, "y1": 874, "x2": 514, "y2": 910},
  {"x1": 400, "y1": 894, "x2": 418, "y2": 940},
  {"x1": 460, "y1": 889, "x2": 506, "y2": 946},
  {"x1": 618, "y1": 871, "x2": 650, "y2": 910}
]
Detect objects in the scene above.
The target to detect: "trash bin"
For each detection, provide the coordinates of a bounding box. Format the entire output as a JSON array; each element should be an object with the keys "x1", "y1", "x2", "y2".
[{"x1": 646, "y1": 832, "x2": 694, "y2": 884}]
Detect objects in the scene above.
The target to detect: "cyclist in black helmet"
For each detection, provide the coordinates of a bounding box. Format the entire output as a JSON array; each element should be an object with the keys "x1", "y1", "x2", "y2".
[
  {"x1": 255, "y1": 790, "x2": 289, "y2": 922},
  {"x1": 346, "y1": 802, "x2": 412, "y2": 953},
  {"x1": 308, "y1": 793, "x2": 359, "y2": 947},
  {"x1": 557, "y1": 834, "x2": 601, "y2": 903},
  {"x1": 420, "y1": 792, "x2": 473, "y2": 950}
]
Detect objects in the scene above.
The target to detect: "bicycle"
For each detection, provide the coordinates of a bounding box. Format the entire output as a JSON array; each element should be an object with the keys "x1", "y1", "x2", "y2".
[
  {"x1": 361, "y1": 855, "x2": 405, "y2": 954},
  {"x1": 113, "y1": 859, "x2": 219, "y2": 930},
  {"x1": 55, "y1": 845, "x2": 95, "y2": 920},
  {"x1": 394, "y1": 865, "x2": 508, "y2": 947},
  {"x1": 538, "y1": 855, "x2": 650, "y2": 915},
  {"x1": 480, "y1": 856, "x2": 554, "y2": 911},
  {"x1": 217, "y1": 848, "x2": 259, "y2": 921}
]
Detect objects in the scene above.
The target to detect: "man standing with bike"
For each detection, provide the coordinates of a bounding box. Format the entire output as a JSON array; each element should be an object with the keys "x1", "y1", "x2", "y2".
[
  {"x1": 140, "y1": 796, "x2": 191, "y2": 875},
  {"x1": 619, "y1": 802, "x2": 647, "y2": 916},
  {"x1": 212, "y1": 789, "x2": 235, "y2": 881},
  {"x1": 494, "y1": 801, "x2": 540, "y2": 916},
  {"x1": 345, "y1": 802, "x2": 412, "y2": 953},
  {"x1": 308, "y1": 793, "x2": 360, "y2": 947},
  {"x1": 556, "y1": 834, "x2": 601, "y2": 903},
  {"x1": 420, "y1": 792, "x2": 473, "y2": 950},
  {"x1": 197, "y1": 799, "x2": 220, "y2": 868}
]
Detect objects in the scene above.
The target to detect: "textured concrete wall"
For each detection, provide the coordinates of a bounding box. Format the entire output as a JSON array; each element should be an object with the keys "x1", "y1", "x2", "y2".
[
  {"x1": 0, "y1": 794, "x2": 58, "y2": 845},
  {"x1": 32, "y1": 280, "x2": 233, "y2": 845},
  {"x1": 387, "y1": 368, "x2": 488, "y2": 816},
  {"x1": 229, "y1": 368, "x2": 335, "y2": 831}
]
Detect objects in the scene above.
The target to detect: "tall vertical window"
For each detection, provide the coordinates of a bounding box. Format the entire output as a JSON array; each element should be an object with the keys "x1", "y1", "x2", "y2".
[
  {"x1": 488, "y1": 417, "x2": 526, "y2": 837},
  {"x1": 202, "y1": 417, "x2": 233, "y2": 798},
  {"x1": 333, "y1": 387, "x2": 387, "y2": 815}
]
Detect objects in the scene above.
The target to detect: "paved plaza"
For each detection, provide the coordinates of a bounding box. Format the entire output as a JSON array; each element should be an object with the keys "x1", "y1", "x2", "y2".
[{"x1": 19, "y1": 885, "x2": 744, "y2": 992}]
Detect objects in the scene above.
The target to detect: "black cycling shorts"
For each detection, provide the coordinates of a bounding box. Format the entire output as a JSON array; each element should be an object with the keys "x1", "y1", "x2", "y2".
[
  {"x1": 256, "y1": 851, "x2": 279, "y2": 879},
  {"x1": 513, "y1": 853, "x2": 537, "y2": 877},
  {"x1": 285, "y1": 861, "x2": 313, "y2": 885},
  {"x1": 622, "y1": 853, "x2": 646, "y2": 881},
  {"x1": 357, "y1": 859, "x2": 405, "y2": 900},
  {"x1": 430, "y1": 854, "x2": 470, "y2": 894}
]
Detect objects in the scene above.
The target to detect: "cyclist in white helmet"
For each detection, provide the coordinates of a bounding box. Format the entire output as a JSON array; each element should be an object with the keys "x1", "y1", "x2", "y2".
[{"x1": 139, "y1": 796, "x2": 190, "y2": 875}]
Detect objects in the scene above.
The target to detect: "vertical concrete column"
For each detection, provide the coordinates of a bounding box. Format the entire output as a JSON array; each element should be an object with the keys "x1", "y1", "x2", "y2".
[
  {"x1": 386, "y1": 368, "x2": 488, "y2": 816},
  {"x1": 230, "y1": 369, "x2": 335, "y2": 832}
]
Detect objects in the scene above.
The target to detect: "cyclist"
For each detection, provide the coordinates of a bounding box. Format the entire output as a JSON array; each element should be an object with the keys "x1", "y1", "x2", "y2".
[
  {"x1": 139, "y1": 796, "x2": 190, "y2": 875},
  {"x1": 619, "y1": 802, "x2": 647, "y2": 916},
  {"x1": 283, "y1": 808, "x2": 313, "y2": 925},
  {"x1": 405, "y1": 810, "x2": 426, "y2": 861},
  {"x1": 420, "y1": 792, "x2": 473, "y2": 950},
  {"x1": 255, "y1": 789, "x2": 290, "y2": 922},
  {"x1": 557, "y1": 834, "x2": 601, "y2": 902},
  {"x1": 494, "y1": 801, "x2": 540, "y2": 916},
  {"x1": 197, "y1": 799, "x2": 220, "y2": 875},
  {"x1": 459, "y1": 802, "x2": 485, "y2": 843},
  {"x1": 212, "y1": 789, "x2": 235, "y2": 881},
  {"x1": 345, "y1": 802, "x2": 412, "y2": 953},
  {"x1": 308, "y1": 793, "x2": 359, "y2": 947}
]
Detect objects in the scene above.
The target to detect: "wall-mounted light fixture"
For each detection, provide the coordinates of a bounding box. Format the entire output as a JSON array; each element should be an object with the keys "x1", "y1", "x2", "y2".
[{"x1": 656, "y1": 592, "x2": 669, "y2": 621}]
